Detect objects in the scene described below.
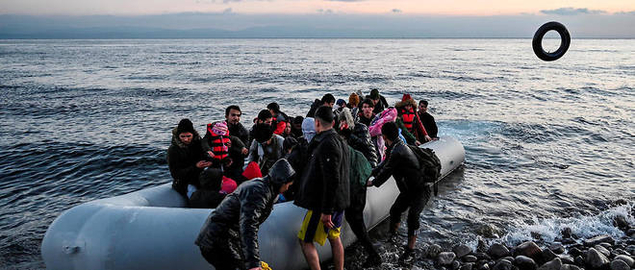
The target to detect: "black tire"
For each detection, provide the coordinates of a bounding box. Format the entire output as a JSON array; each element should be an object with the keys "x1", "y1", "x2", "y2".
[{"x1": 532, "y1": 21, "x2": 571, "y2": 61}]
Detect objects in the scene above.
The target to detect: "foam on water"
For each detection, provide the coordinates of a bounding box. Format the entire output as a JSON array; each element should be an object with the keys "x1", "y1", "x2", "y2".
[{"x1": 501, "y1": 202, "x2": 634, "y2": 246}]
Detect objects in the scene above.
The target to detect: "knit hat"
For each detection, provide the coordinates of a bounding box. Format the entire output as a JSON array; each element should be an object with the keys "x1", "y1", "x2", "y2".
[
  {"x1": 395, "y1": 93, "x2": 417, "y2": 108},
  {"x1": 253, "y1": 123, "x2": 274, "y2": 143},
  {"x1": 370, "y1": 88, "x2": 380, "y2": 100},
  {"x1": 176, "y1": 118, "x2": 195, "y2": 135},
  {"x1": 267, "y1": 159, "x2": 295, "y2": 186},
  {"x1": 348, "y1": 93, "x2": 360, "y2": 107},
  {"x1": 336, "y1": 99, "x2": 346, "y2": 107},
  {"x1": 211, "y1": 121, "x2": 228, "y2": 136}
]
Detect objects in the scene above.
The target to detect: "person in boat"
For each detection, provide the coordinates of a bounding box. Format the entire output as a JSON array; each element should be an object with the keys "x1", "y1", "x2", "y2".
[
  {"x1": 195, "y1": 159, "x2": 296, "y2": 270},
  {"x1": 189, "y1": 167, "x2": 235, "y2": 208},
  {"x1": 418, "y1": 99, "x2": 439, "y2": 140},
  {"x1": 245, "y1": 123, "x2": 285, "y2": 175},
  {"x1": 338, "y1": 107, "x2": 378, "y2": 168},
  {"x1": 306, "y1": 93, "x2": 335, "y2": 117},
  {"x1": 368, "y1": 107, "x2": 398, "y2": 162},
  {"x1": 289, "y1": 116, "x2": 304, "y2": 139},
  {"x1": 267, "y1": 102, "x2": 290, "y2": 136},
  {"x1": 367, "y1": 121, "x2": 431, "y2": 263},
  {"x1": 357, "y1": 98, "x2": 376, "y2": 127},
  {"x1": 225, "y1": 105, "x2": 249, "y2": 146},
  {"x1": 395, "y1": 94, "x2": 431, "y2": 145},
  {"x1": 248, "y1": 109, "x2": 274, "y2": 148},
  {"x1": 201, "y1": 121, "x2": 248, "y2": 179},
  {"x1": 167, "y1": 118, "x2": 211, "y2": 201},
  {"x1": 336, "y1": 108, "x2": 382, "y2": 267},
  {"x1": 295, "y1": 106, "x2": 350, "y2": 270},
  {"x1": 368, "y1": 88, "x2": 389, "y2": 115},
  {"x1": 347, "y1": 92, "x2": 360, "y2": 117}
]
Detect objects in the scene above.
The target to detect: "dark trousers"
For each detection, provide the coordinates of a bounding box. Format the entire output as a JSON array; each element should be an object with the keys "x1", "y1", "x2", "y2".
[
  {"x1": 389, "y1": 186, "x2": 431, "y2": 237},
  {"x1": 199, "y1": 237, "x2": 245, "y2": 270},
  {"x1": 345, "y1": 185, "x2": 379, "y2": 256}
]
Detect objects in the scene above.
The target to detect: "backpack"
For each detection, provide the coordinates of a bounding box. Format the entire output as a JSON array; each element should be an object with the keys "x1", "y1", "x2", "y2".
[{"x1": 407, "y1": 145, "x2": 442, "y2": 195}]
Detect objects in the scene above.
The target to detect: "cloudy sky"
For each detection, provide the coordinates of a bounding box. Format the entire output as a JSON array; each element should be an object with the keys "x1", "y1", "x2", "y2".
[{"x1": 1, "y1": 0, "x2": 634, "y2": 38}]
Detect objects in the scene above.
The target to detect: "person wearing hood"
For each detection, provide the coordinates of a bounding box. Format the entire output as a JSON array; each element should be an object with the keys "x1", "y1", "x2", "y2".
[
  {"x1": 196, "y1": 159, "x2": 296, "y2": 270},
  {"x1": 245, "y1": 123, "x2": 285, "y2": 175},
  {"x1": 167, "y1": 118, "x2": 211, "y2": 200},
  {"x1": 337, "y1": 107, "x2": 378, "y2": 168},
  {"x1": 395, "y1": 94, "x2": 431, "y2": 145}
]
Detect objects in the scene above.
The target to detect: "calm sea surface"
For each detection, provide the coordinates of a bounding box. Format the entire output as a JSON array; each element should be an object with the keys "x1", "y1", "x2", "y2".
[{"x1": 0, "y1": 39, "x2": 633, "y2": 269}]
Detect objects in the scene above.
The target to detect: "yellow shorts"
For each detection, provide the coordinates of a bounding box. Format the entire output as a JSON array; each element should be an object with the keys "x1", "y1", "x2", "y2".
[{"x1": 297, "y1": 210, "x2": 343, "y2": 246}]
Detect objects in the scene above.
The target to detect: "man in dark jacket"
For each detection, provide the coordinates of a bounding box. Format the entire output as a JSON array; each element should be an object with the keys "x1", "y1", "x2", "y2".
[
  {"x1": 167, "y1": 118, "x2": 211, "y2": 200},
  {"x1": 336, "y1": 107, "x2": 382, "y2": 266},
  {"x1": 368, "y1": 88, "x2": 389, "y2": 115},
  {"x1": 195, "y1": 159, "x2": 295, "y2": 270},
  {"x1": 294, "y1": 106, "x2": 350, "y2": 270},
  {"x1": 368, "y1": 121, "x2": 431, "y2": 262},
  {"x1": 225, "y1": 105, "x2": 250, "y2": 145},
  {"x1": 357, "y1": 98, "x2": 376, "y2": 127},
  {"x1": 418, "y1": 100, "x2": 439, "y2": 140}
]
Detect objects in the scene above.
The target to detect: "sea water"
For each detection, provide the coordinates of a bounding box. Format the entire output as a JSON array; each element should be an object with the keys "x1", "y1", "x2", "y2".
[{"x1": 0, "y1": 39, "x2": 633, "y2": 269}]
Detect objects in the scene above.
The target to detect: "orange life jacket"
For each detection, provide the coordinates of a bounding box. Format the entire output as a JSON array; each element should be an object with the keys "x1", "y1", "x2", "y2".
[
  {"x1": 207, "y1": 124, "x2": 230, "y2": 161},
  {"x1": 400, "y1": 108, "x2": 416, "y2": 132}
]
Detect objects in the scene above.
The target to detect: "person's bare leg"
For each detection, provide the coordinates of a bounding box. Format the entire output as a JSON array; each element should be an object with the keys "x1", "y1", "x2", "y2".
[
  {"x1": 407, "y1": 235, "x2": 416, "y2": 250},
  {"x1": 328, "y1": 237, "x2": 344, "y2": 270},
  {"x1": 300, "y1": 240, "x2": 321, "y2": 270}
]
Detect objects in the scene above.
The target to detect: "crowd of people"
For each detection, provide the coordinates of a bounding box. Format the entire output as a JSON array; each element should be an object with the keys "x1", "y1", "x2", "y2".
[{"x1": 166, "y1": 89, "x2": 440, "y2": 270}]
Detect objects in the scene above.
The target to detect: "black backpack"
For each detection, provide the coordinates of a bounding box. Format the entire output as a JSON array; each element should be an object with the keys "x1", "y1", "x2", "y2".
[{"x1": 407, "y1": 145, "x2": 442, "y2": 195}]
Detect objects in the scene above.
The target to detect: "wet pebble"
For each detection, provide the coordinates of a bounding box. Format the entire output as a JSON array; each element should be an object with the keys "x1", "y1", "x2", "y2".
[
  {"x1": 584, "y1": 235, "x2": 615, "y2": 247},
  {"x1": 454, "y1": 244, "x2": 472, "y2": 258},
  {"x1": 537, "y1": 258, "x2": 561, "y2": 270},
  {"x1": 613, "y1": 254, "x2": 634, "y2": 267},
  {"x1": 463, "y1": 255, "x2": 478, "y2": 263},
  {"x1": 609, "y1": 259, "x2": 630, "y2": 270},
  {"x1": 514, "y1": 255, "x2": 537, "y2": 270},
  {"x1": 548, "y1": 243, "x2": 565, "y2": 254},
  {"x1": 488, "y1": 243, "x2": 510, "y2": 258},
  {"x1": 438, "y1": 252, "x2": 456, "y2": 265},
  {"x1": 586, "y1": 247, "x2": 610, "y2": 269},
  {"x1": 460, "y1": 262, "x2": 474, "y2": 270},
  {"x1": 560, "y1": 264, "x2": 581, "y2": 270},
  {"x1": 492, "y1": 259, "x2": 513, "y2": 270},
  {"x1": 514, "y1": 241, "x2": 542, "y2": 261}
]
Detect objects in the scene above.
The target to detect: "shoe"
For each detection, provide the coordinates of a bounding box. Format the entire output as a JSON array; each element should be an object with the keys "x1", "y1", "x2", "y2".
[
  {"x1": 362, "y1": 253, "x2": 382, "y2": 268},
  {"x1": 399, "y1": 248, "x2": 415, "y2": 265}
]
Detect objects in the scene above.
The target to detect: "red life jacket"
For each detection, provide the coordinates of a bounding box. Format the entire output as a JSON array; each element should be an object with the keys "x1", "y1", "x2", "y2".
[
  {"x1": 207, "y1": 124, "x2": 230, "y2": 161},
  {"x1": 400, "y1": 108, "x2": 416, "y2": 132}
]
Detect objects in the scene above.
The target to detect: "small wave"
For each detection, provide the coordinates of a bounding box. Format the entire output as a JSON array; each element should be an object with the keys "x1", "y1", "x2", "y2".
[{"x1": 500, "y1": 201, "x2": 634, "y2": 246}]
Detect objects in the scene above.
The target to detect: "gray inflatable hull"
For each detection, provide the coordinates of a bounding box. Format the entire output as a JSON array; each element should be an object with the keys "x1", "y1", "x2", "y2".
[{"x1": 42, "y1": 136, "x2": 465, "y2": 270}]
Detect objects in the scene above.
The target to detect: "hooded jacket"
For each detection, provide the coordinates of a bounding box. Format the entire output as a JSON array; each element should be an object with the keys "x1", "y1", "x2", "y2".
[
  {"x1": 372, "y1": 139, "x2": 424, "y2": 193},
  {"x1": 167, "y1": 127, "x2": 206, "y2": 196},
  {"x1": 195, "y1": 160, "x2": 295, "y2": 270},
  {"x1": 294, "y1": 129, "x2": 350, "y2": 214},
  {"x1": 395, "y1": 98, "x2": 428, "y2": 143}
]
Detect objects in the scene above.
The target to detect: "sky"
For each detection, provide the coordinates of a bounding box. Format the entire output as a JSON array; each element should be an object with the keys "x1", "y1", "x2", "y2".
[{"x1": 1, "y1": 0, "x2": 634, "y2": 38}]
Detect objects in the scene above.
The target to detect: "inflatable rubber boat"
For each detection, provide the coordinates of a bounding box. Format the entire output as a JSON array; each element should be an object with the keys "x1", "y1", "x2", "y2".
[{"x1": 42, "y1": 136, "x2": 465, "y2": 270}]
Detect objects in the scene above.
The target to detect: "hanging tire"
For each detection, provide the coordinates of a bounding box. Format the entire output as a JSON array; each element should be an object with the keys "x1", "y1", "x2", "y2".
[{"x1": 532, "y1": 21, "x2": 570, "y2": 61}]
